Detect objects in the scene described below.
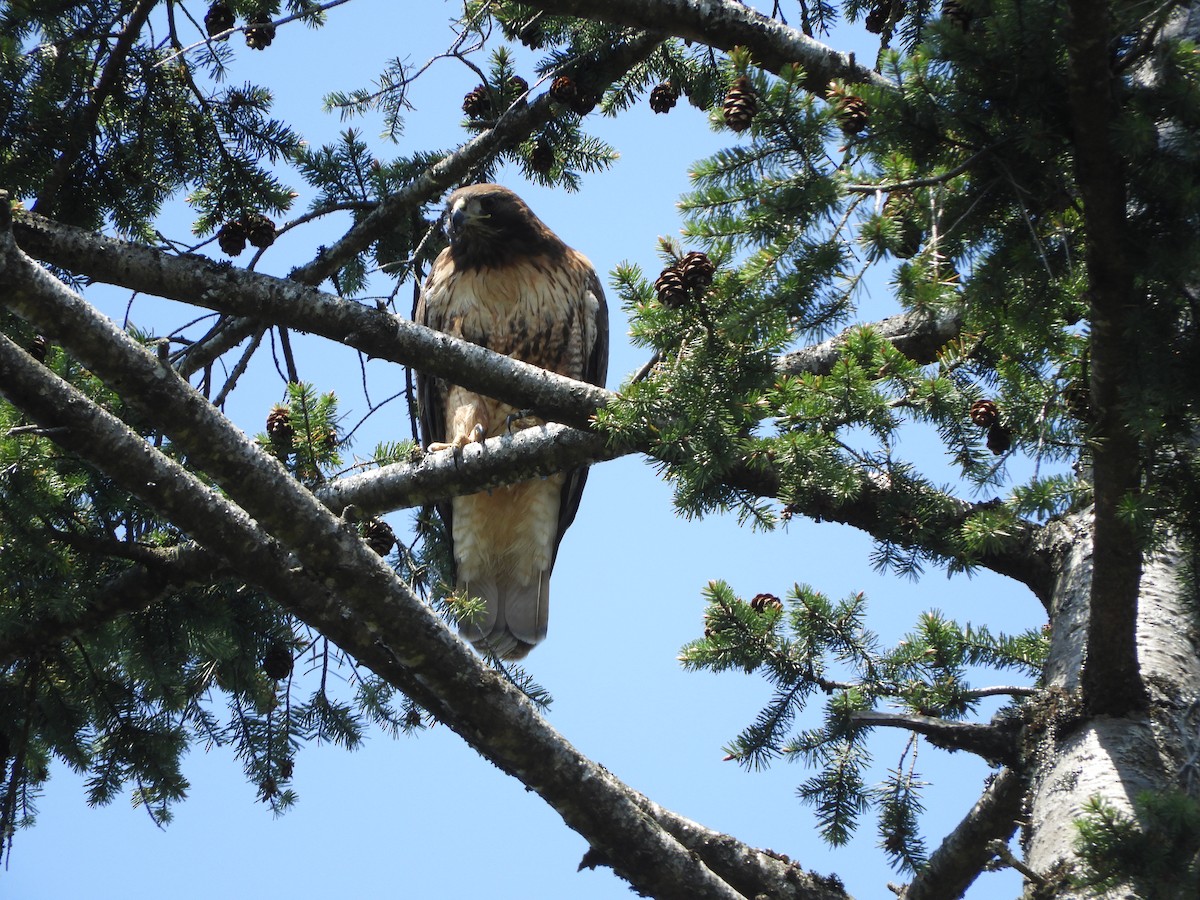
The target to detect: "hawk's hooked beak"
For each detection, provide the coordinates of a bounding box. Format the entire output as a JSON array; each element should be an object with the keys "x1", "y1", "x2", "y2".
[{"x1": 446, "y1": 197, "x2": 489, "y2": 242}]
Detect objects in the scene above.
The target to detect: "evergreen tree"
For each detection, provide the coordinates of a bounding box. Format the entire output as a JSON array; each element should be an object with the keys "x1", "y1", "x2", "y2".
[{"x1": 1, "y1": 1, "x2": 1199, "y2": 897}]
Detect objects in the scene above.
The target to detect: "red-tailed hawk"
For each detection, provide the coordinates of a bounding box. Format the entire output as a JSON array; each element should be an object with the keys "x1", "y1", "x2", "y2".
[{"x1": 415, "y1": 184, "x2": 609, "y2": 659}]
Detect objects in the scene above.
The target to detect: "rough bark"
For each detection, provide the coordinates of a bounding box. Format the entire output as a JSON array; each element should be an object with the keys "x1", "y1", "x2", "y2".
[
  {"x1": 1023, "y1": 511, "x2": 1200, "y2": 892},
  {"x1": 519, "y1": 0, "x2": 891, "y2": 92}
]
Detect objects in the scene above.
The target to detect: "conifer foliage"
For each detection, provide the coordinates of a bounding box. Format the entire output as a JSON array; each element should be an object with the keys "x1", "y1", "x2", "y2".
[{"x1": 1, "y1": 1, "x2": 1200, "y2": 897}]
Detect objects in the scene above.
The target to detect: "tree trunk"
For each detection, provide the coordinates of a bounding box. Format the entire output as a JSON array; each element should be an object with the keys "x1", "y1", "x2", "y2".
[{"x1": 1024, "y1": 509, "x2": 1200, "y2": 894}]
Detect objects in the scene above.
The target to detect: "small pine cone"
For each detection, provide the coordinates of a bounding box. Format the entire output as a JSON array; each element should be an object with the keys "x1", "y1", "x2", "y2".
[
  {"x1": 462, "y1": 84, "x2": 492, "y2": 118},
  {"x1": 827, "y1": 82, "x2": 869, "y2": 135},
  {"x1": 205, "y1": 1, "x2": 235, "y2": 39},
  {"x1": 30, "y1": 334, "x2": 49, "y2": 363},
  {"x1": 245, "y1": 12, "x2": 275, "y2": 50},
  {"x1": 217, "y1": 219, "x2": 247, "y2": 256},
  {"x1": 529, "y1": 138, "x2": 554, "y2": 175},
  {"x1": 244, "y1": 212, "x2": 276, "y2": 250},
  {"x1": 1064, "y1": 380, "x2": 1090, "y2": 421},
  {"x1": 649, "y1": 82, "x2": 679, "y2": 114},
  {"x1": 986, "y1": 423, "x2": 1012, "y2": 455},
  {"x1": 322, "y1": 426, "x2": 339, "y2": 451},
  {"x1": 549, "y1": 75, "x2": 577, "y2": 105},
  {"x1": 266, "y1": 405, "x2": 294, "y2": 445},
  {"x1": 679, "y1": 251, "x2": 715, "y2": 289},
  {"x1": 571, "y1": 90, "x2": 601, "y2": 116},
  {"x1": 865, "y1": 1, "x2": 892, "y2": 34},
  {"x1": 969, "y1": 399, "x2": 1000, "y2": 428},
  {"x1": 653, "y1": 266, "x2": 688, "y2": 308},
  {"x1": 722, "y1": 74, "x2": 758, "y2": 132},
  {"x1": 517, "y1": 20, "x2": 544, "y2": 49},
  {"x1": 278, "y1": 758, "x2": 294, "y2": 780},
  {"x1": 507, "y1": 75, "x2": 529, "y2": 100},
  {"x1": 941, "y1": 0, "x2": 972, "y2": 31},
  {"x1": 362, "y1": 518, "x2": 397, "y2": 556},
  {"x1": 404, "y1": 708, "x2": 423, "y2": 729},
  {"x1": 749, "y1": 592, "x2": 783, "y2": 613},
  {"x1": 262, "y1": 642, "x2": 293, "y2": 680}
]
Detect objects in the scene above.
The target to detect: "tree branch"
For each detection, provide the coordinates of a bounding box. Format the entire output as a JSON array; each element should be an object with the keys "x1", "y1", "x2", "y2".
[
  {"x1": 0, "y1": 204, "x2": 843, "y2": 900},
  {"x1": 896, "y1": 768, "x2": 1027, "y2": 900},
  {"x1": 776, "y1": 308, "x2": 964, "y2": 378},
  {"x1": 1064, "y1": 0, "x2": 1149, "y2": 715},
  {"x1": 850, "y1": 711, "x2": 1019, "y2": 767},
  {"x1": 518, "y1": 0, "x2": 891, "y2": 93},
  {"x1": 9, "y1": 202, "x2": 1051, "y2": 597}
]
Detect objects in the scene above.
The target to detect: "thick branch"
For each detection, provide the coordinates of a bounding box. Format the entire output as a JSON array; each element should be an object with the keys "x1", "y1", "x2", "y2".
[
  {"x1": 1064, "y1": 0, "x2": 1148, "y2": 715},
  {"x1": 896, "y1": 768, "x2": 1027, "y2": 900},
  {"x1": 0, "y1": 209, "x2": 842, "y2": 900},
  {"x1": 519, "y1": 0, "x2": 891, "y2": 93},
  {"x1": 850, "y1": 711, "x2": 1019, "y2": 767}
]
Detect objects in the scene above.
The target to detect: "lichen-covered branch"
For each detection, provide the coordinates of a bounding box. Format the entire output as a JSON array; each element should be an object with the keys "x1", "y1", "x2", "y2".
[
  {"x1": 850, "y1": 711, "x2": 1019, "y2": 766},
  {"x1": 518, "y1": 0, "x2": 890, "y2": 92}
]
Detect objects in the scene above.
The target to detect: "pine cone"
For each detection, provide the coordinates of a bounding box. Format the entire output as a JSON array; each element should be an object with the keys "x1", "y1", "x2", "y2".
[
  {"x1": 507, "y1": 75, "x2": 529, "y2": 101},
  {"x1": 30, "y1": 333, "x2": 49, "y2": 363},
  {"x1": 969, "y1": 399, "x2": 1000, "y2": 428},
  {"x1": 205, "y1": 1, "x2": 235, "y2": 39},
  {"x1": 649, "y1": 82, "x2": 679, "y2": 114},
  {"x1": 865, "y1": 1, "x2": 892, "y2": 34},
  {"x1": 529, "y1": 138, "x2": 555, "y2": 175},
  {"x1": 262, "y1": 642, "x2": 293, "y2": 680},
  {"x1": 266, "y1": 405, "x2": 294, "y2": 445},
  {"x1": 244, "y1": 212, "x2": 276, "y2": 250},
  {"x1": 362, "y1": 518, "x2": 397, "y2": 556},
  {"x1": 517, "y1": 20, "x2": 544, "y2": 49},
  {"x1": 245, "y1": 12, "x2": 275, "y2": 50},
  {"x1": 571, "y1": 89, "x2": 601, "y2": 116},
  {"x1": 549, "y1": 75, "x2": 577, "y2": 105},
  {"x1": 749, "y1": 592, "x2": 783, "y2": 613},
  {"x1": 404, "y1": 708, "x2": 423, "y2": 729},
  {"x1": 941, "y1": 0, "x2": 972, "y2": 31},
  {"x1": 653, "y1": 266, "x2": 689, "y2": 308},
  {"x1": 986, "y1": 423, "x2": 1012, "y2": 455},
  {"x1": 827, "y1": 82, "x2": 869, "y2": 135},
  {"x1": 462, "y1": 84, "x2": 492, "y2": 118},
  {"x1": 217, "y1": 219, "x2": 247, "y2": 256},
  {"x1": 679, "y1": 251, "x2": 715, "y2": 289},
  {"x1": 722, "y1": 74, "x2": 758, "y2": 132}
]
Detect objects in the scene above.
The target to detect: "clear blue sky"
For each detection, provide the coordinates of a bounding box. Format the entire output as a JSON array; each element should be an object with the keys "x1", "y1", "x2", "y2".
[{"x1": 7, "y1": 3, "x2": 1045, "y2": 897}]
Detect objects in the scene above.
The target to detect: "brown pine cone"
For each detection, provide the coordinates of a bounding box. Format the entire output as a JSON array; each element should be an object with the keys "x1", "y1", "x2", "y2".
[
  {"x1": 549, "y1": 75, "x2": 577, "y2": 105},
  {"x1": 245, "y1": 12, "x2": 275, "y2": 50},
  {"x1": 462, "y1": 84, "x2": 492, "y2": 118},
  {"x1": 969, "y1": 399, "x2": 1000, "y2": 428},
  {"x1": 679, "y1": 251, "x2": 715, "y2": 289},
  {"x1": 362, "y1": 518, "x2": 397, "y2": 556},
  {"x1": 649, "y1": 82, "x2": 679, "y2": 114},
  {"x1": 217, "y1": 219, "x2": 247, "y2": 256},
  {"x1": 262, "y1": 642, "x2": 293, "y2": 680},
  {"x1": 244, "y1": 212, "x2": 276, "y2": 250},
  {"x1": 266, "y1": 405, "x2": 294, "y2": 445},
  {"x1": 653, "y1": 266, "x2": 688, "y2": 308},
  {"x1": 986, "y1": 423, "x2": 1012, "y2": 455},
  {"x1": 722, "y1": 74, "x2": 758, "y2": 132},
  {"x1": 529, "y1": 138, "x2": 555, "y2": 175},
  {"x1": 749, "y1": 592, "x2": 783, "y2": 613},
  {"x1": 942, "y1": 0, "x2": 972, "y2": 31},
  {"x1": 205, "y1": 1, "x2": 235, "y2": 39},
  {"x1": 827, "y1": 82, "x2": 869, "y2": 135}
]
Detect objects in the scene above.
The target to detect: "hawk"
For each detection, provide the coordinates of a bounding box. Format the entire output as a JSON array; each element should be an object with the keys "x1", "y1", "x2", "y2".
[{"x1": 415, "y1": 184, "x2": 609, "y2": 659}]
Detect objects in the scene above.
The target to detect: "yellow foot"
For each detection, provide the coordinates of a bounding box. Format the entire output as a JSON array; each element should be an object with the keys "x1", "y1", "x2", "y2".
[{"x1": 427, "y1": 423, "x2": 486, "y2": 453}]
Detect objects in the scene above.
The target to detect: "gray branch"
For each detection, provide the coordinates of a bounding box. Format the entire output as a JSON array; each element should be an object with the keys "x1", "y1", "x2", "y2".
[
  {"x1": 518, "y1": 0, "x2": 892, "y2": 92},
  {"x1": 850, "y1": 710, "x2": 1020, "y2": 767}
]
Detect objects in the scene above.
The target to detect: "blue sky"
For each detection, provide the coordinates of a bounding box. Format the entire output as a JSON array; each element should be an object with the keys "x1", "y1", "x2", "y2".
[{"x1": 7, "y1": 3, "x2": 1045, "y2": 897}]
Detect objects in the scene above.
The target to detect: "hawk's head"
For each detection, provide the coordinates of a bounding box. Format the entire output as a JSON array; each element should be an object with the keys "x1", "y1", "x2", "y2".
[{"x1": 443, "y1": 183, "x2": 564, "y2": 269}]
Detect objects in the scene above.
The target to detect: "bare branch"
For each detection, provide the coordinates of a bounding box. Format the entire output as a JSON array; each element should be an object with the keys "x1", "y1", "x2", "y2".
[{"x1": 850, "y1": 710, "x2": 1019, "y2": 766}]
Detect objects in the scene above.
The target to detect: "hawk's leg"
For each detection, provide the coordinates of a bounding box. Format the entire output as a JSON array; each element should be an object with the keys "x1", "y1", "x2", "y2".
[
  {"x1": 428, "y1": 394, "x2": 489, "y2": 453},
  {"x1": 504, "y1": 409, "x2": 537, "y2": 434}
]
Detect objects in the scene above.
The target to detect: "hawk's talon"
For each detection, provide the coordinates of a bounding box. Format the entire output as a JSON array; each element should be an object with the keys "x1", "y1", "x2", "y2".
[
  {"x1": 471, "y1": 423, "x2": 486, "y2": 444},
  {"x1": 505, "y1": 409, "x2": 535, "y2": 434}
]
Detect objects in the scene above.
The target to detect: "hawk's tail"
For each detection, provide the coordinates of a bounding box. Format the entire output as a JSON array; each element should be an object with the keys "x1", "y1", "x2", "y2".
[{"x1": 459, "y1": 571, "x2": 550, "y2": 660}]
